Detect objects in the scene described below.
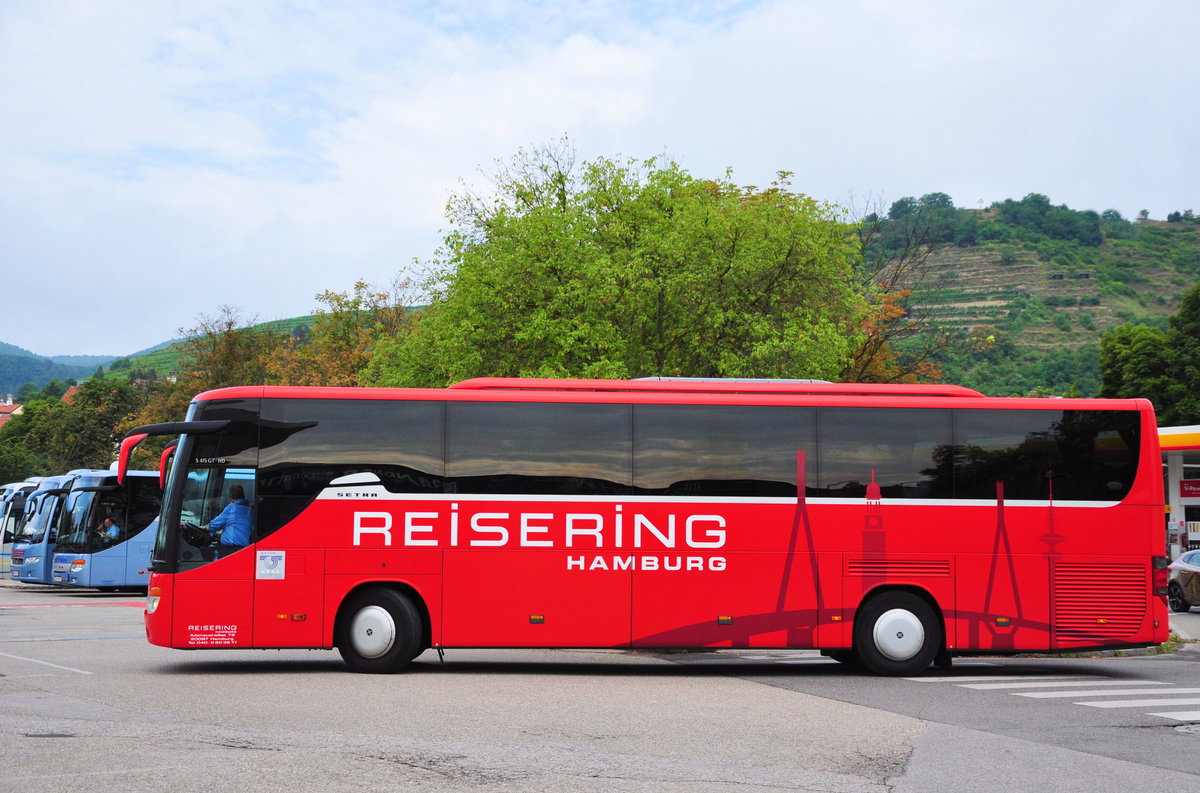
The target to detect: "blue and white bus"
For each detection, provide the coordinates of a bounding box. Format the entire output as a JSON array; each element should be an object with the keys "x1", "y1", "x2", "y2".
[
  {"x1": 0, "y1": 480, "x2": 40, "y2": 575},
  {"x1": 51, "y1": 469, "x2": 161, "y2": 590},
  {"x1": 9, "y1": 475, "x2": 72, "y2": 585}
]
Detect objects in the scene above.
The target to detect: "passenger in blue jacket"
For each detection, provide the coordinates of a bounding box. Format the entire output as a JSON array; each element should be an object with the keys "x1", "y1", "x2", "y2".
[{"x1": 204, "y1": 484, "x2": 252, "y2": 549}]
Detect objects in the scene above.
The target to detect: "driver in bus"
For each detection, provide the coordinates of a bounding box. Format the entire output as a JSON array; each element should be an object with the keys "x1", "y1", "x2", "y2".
[
  {"x1": 202, "y1": 484, "x2": 252, "y2": 551},
  {"x1": 94, "y1": 516, "x2": 120, "y2": 544}
]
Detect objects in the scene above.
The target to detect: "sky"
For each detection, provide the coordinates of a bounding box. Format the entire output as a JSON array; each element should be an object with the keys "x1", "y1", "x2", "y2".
[{"x1": 2, "y1": 0, "x2": 1197, "y2": 357}]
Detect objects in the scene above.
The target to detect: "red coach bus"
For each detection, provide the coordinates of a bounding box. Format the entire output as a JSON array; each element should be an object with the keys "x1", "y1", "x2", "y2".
[{"x1": 119, "y1": 378, "x2": 1170, "y2": 675}]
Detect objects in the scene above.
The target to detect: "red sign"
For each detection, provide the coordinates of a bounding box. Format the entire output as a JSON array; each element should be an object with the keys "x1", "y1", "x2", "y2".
[{"x1": 1181, "y1": 480, "x2": 1200, "y2": 498}]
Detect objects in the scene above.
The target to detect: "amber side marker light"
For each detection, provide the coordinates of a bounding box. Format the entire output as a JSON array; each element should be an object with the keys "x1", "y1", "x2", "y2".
[
  {"x1": 995, "y1": 617, "x2": 1011, "y2": 627},
  {"x1": 717, "y1": 616, "x2": 733, "y2": 625},
  {"x1": 529, "y1": 615, "x2": 545, "y2": 624}
]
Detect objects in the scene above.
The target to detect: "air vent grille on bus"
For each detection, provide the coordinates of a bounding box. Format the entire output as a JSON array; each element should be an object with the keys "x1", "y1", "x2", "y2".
[
  {"x1": 1054, "y1": 562, "x2": 1146, "y2": 642},
  {"x1": 846, "y1": 558, "x2": 952, "y2": 577}
]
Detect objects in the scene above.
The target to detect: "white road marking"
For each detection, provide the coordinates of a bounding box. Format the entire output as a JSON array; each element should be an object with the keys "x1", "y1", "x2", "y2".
[
  {"x1": 959, "y1": 679, "x2": 1155, "y2": 690},
  {"x1": 0, "y1": 651, "x2": 92, "y2": 675},
  {"x1": 1080, "y1": 697, "x2": 1200, "y2": 709},
  {"x1": 1148, "y1": 710, "x2": 1200, "y2": 722},
  {"x1": 1016, "y1": 685, "x2": 1192, "y2": 698}
]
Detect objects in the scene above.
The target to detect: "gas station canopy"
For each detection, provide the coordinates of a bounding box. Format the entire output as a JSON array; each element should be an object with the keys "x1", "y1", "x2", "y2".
[{"x1": 1161, "y1": 426, "x2": 1200, "y2": 556}]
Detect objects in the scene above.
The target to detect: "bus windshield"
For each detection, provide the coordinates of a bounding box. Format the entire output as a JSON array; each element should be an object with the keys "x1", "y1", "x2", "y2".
[
  {"x1": 56, "y1": 489, "x2": 98, "y2": 549},
  {"x1": 18, "y1": 496, "x2": 60, "y2": 544}
]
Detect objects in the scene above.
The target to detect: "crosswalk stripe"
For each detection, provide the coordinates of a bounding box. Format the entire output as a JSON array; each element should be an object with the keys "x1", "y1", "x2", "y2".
[
  {"x1": 1148, "y1": 710, "x2": 1200, "y2": 722},
  {"x1": 1080, "y1": 697, "x2": 1200, "y2": 708},
  {"x1": 1016, "y1": 685, "x2": 1193, "y2": 698},
  {"x1": 959, "y1": 679, "x2": 1155, "y2": 690}
]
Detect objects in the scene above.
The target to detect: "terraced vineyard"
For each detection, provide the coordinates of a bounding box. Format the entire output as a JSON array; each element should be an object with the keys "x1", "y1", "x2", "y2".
[{"x1": 910, "y1": 222, "x2": 1200, "y2": 395}]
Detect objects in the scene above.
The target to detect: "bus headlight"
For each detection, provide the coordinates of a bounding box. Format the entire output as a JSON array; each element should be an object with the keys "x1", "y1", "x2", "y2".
[
  {"x1": 23, "y1": 556, "x2": 40, "y2": 565},
  {"x1": 70, "y1": 559, "x2": 86, "y2": 572},
  {"x1": 146, "y1": 586, "x2": 162, "y2": 615}
]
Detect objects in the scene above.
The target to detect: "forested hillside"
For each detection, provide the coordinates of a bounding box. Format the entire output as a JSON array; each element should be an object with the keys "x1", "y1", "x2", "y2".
[
  {"x1": 0, "y1": 353, "x2": 97, "y2": 397},
  {"x1": 871, "y1": 194, "x2": 1200, "y2": 395}
]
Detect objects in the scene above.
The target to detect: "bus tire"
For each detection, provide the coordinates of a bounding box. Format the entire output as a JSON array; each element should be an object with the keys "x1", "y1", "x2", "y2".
[
  {"x1": 853, "y1": 591, "x2": 941, "y2": 676},
  {"x1": 336, "y1": 588, "x2": 423, "y2": 673}
]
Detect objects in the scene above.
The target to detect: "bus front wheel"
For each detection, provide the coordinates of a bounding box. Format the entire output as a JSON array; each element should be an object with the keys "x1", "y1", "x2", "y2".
[
  {"x1": 336, "y1": 588, "x2": 423, "y2": 673},
  {"x1": 853, "y1": 591, "x2": 941, "y2": 676}
]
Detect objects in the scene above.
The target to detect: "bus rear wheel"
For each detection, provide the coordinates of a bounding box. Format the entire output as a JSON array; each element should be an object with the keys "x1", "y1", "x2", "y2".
[
  {"x1": 336, "y1": 588, "x2": 423, "y2": 673},
  {"x1": 853, "y1": 591, "x2": 941, "y2": 676}
]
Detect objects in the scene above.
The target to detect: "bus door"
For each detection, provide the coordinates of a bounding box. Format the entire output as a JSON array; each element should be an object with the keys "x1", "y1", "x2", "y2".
[
  {"x1": 171, "y1": 464, "x2": 255, "y2": 648},
  {"x1": 88, "y1": 495, "x2": 128, "y2": 586},
  {"x1": 121, "y1": 476, "x2": 164, "y2": 585},
  {"x1": 251, "y1": 534, "x2": 326, "y2": 648},
  {"x1": 245, "y1": 474, "x2": 324, "y2": 649}
]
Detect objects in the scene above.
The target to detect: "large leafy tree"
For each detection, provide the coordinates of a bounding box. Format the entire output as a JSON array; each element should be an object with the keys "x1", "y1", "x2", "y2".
[
  {"x1": 126, "y1": 306, "x2": 283, "y2": 433},
  {"x1": 0, "y1": 377, "x2": 144, "y2": 479},
  {"x1": 268, "y1": 281, "x2": 411, "y2": 387},
  {"x1": 364, "y1": 144, "x2": 868, "y2": 386},
  {"x1": 1100, "y1": 282, "x2": 1200, "y2": 423}
]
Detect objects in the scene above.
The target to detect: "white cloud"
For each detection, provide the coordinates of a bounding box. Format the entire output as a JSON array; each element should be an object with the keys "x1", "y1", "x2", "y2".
[{"x1": 0, "y1": 0, "x2": 1196, "y2": 354}]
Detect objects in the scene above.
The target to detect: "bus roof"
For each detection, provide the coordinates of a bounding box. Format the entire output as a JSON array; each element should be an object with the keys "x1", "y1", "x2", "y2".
[
  {"x1": 187, "y1": 380, "x2": 1154, "y2": 415},
  {"x1": 448, "y1": 377, "x2": 986, "y2": 398}
]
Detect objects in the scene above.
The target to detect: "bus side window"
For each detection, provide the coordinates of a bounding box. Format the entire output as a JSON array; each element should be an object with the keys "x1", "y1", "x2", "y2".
[{"x1": 127, "y1": 479, "x2": 162, "y2": 534}]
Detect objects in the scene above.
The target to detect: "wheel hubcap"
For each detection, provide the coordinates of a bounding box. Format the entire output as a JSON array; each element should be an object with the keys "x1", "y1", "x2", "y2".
[
  {"x1": 873, "y1": 608, "x2": 925, "y2": 661},
  {"x1": 349, "y1": 605, "x2": 396, "y2": 659}
]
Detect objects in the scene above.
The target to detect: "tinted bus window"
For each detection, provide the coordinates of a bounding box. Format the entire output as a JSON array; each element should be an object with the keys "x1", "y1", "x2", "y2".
[
  {"x1": 447, "y1": 402, "x2": 632, "y2": 495},
  {"x1": 258, "y1": 399, "x2": 446, "y2": 535},
  {"x1": 127, "y1": 477, "x2": 162, "y2": 533},
  {"x1": 815, "y1": 408, "x2": 952, "y2": 498},
  {"x1": 634, "y1": 405, "x2": 815, "y2": 497},
  {"x1": 954, "y1": 409, "x2": 1140, "y2": 501}
]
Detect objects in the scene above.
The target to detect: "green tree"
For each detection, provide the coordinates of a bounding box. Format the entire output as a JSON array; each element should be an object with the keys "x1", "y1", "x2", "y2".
[
  {"x1": 1099, "y1": 322, "x2": 1179, "y2": 419},
  {"x1": 269, "y1": 280, "x2": 411, "y2": 386},
  {"x1": 39, "y1": 378, "x2": 70, "y2": 400},
  {"x1": 1098, "y1": 283, "x2": 1200, "y2": 423},
  {"x1": 126, "y1": 306, "x2": 283, "y2": 432},
  {"x1": 365, "y1": 145, "x2": 867, "y2": 386},
  {"x1": 844, "y1": 193, "x2": 966, "y2": 382},
  {"x1": 0, "y1": 378, "x2": 145, "y2": 475}
]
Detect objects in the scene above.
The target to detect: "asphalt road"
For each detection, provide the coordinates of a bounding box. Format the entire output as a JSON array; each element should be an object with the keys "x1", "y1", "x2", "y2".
[{"x1": 1, "y1": 583, "x2": 1197, "y2": 792}]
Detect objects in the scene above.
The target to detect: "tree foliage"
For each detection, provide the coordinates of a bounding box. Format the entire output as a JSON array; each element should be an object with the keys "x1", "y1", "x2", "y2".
[
  {"x1": 0, "y1": 377, "x2": 143, "y2": 480},
  {"x1": 364, "y1": 145, "x2": 868, "y2": 386},
  {"x1": 993, "y1": 193, "x2": 1102, "y2": 246},
  {"x1": 1099, "y1": 282, "x2": 1200, "y2": 423},
  {"x1": 843, "y1": 194, "x2": 966, "y2": 383},
  {"x1": 267, "y1": 280, "x2": 412, "y2": 387}
]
